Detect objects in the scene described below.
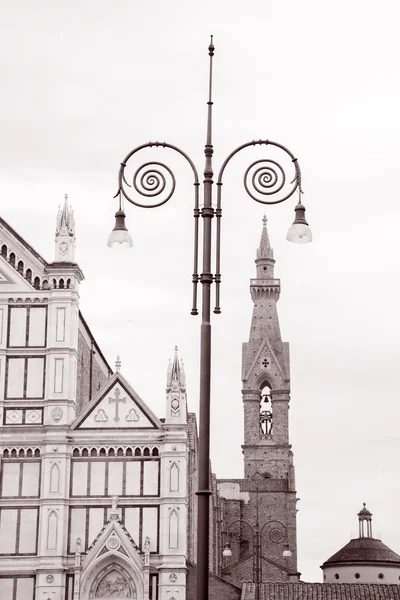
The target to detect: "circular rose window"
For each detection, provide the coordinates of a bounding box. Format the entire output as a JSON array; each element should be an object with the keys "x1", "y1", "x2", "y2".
[{"x1": 106, "y1": 536, "x2": 120, "y2": 551}]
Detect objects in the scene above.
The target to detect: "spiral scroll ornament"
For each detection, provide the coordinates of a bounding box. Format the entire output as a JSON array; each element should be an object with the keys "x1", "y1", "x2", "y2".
[
  {"x1": 262, "y1": 521, "x2": 287, "y2": 544},
  {"x1": 243, "y1": 158, "x2": 299, "y2": 205},
  {"x1": 227, "y1": 520, "x2": 253, "y2": 544},
  {"x1": 121, "y1": 160, "x2": 176, "y2": 208}
]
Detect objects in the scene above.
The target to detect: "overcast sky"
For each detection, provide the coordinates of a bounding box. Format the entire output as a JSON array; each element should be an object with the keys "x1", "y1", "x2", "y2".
[{"x1": 1, "y1": 0, "x2": 400, "y2": 582}]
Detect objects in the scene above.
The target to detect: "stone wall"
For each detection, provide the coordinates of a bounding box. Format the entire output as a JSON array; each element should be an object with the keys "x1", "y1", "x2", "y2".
[
  {"x1": 186, "y1": 562, "x2": 241, "y2": 600},
  {"x1": 76, "y1": 317, "x2": 111, "y2": 414},
  {"x1": 217, "y1": 479, "x2": 299, "y2": 586}
]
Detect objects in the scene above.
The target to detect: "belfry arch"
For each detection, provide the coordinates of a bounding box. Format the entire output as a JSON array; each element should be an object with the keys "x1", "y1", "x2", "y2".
[{"x1": 259, "y1": 380, "x2": 273, "y2": 436}]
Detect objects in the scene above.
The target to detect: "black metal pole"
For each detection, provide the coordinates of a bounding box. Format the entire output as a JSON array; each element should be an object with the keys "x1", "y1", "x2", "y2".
[
  {"x1": 254, "y1": 483, "x2": 260, "y2": 600},
  {"x1": 114, "y1": 38, "x2": 306, "y2": 600},
  {"x1": 196, "y1": 36, "x2": 215, "y2": 600}
]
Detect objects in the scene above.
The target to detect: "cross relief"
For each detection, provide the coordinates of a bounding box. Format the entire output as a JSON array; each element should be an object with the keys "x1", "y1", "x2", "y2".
[
  {"x1": 91, "y1": 387, "x2": 141, "y2": 425},
  {"x1": 108, "y1": 388, "x2": 126, "y2": 422},
  {"x1": 262, "y1": 358, "x2": 270, "y2": 368}
]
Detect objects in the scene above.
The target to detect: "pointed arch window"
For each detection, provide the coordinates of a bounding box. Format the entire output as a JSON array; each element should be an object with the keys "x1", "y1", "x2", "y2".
[
  {"x1": 47, "y1": 511, "x2": 58, "y2": 550},
  {"x1": 170, "y1": 462, "x2": 180, "y2": 492},
  {"x1": 49, "y1": 463, "x2": 60, "y2": 493},
  {"x1": 169, "y1": 509, "x2": 179, "y2": 549}
]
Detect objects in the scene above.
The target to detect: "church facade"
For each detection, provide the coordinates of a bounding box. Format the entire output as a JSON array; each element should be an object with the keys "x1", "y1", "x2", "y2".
[
  {"x1": 0, "y1": 197, "x2": 200, "y2": 600},
  {"x1": 0, "y1": 198, "x2": 300, "y2": 600}
]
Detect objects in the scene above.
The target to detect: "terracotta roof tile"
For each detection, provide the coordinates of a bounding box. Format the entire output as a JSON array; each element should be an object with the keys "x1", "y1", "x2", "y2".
[{"x1": 247, "y1": 583, "x2": 400, "y2": 600}]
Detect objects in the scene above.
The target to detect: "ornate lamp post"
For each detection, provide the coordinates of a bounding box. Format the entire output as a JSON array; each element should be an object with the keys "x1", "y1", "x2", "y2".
[
  {"x1": 223, "y1": 485, "x2": 292, "y2": 600},
  {"x1": 108, "y1": 37, "x2": 310, "y2": 600}
]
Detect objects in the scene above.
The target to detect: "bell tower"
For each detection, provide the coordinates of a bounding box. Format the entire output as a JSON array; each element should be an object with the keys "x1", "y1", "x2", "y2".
[
  {"x1": 217, "y1": 217, "x2": 299, "y2": 582},
  {"x1": 241, "y1": 216, "x2": 294, "y2": 482}
]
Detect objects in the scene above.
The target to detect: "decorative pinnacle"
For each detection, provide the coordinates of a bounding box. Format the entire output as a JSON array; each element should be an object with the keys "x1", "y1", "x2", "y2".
[
  {"x1": 115, "y1": 356, "x2": 121, "y2": 372},
  {"x1": 56, "y1": 192, "x2": 75, "y2": 233},
  {"x1": 257, "y1": 214, "x2": 273, "y2": 259},
  {"x1": 167, "y1": 345, "x2": 186, "y2": 388}
]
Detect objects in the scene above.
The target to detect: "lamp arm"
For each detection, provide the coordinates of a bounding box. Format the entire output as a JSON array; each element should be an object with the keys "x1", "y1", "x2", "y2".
[
  {"x1": 216, "y1": 139, "x2": 302, "y2": 199},
  {"x1": 115, "y1": 141, "x2": 201, "y2": 315},
  {"x1": 116, "y1": 141, "x2": 200, "y2": 207},
  {"x1": 259, "y1": 520, "x2": 287, "y2": 544},
  {"x1": 213, "y1": 139, "x2": 303, "y2": 314},
  {"x1": 226, "y1": 518, "x2": 255, "y2": 543}
]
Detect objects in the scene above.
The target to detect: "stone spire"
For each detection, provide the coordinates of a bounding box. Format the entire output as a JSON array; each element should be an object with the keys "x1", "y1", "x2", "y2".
[
  {"x1": 166, "y1": 346, "x2": 186, "y2": 389},
  {"x1": 55, "y1": 194, "x2": 76, "y2": 262},
  {"x1": 255, "y1": 215, "x2": 275, "y2": 279},
  {"x1": 165, "y1": 346, "x2": 187, "y2": 424},
  {"x1": 257, "y1": 215, "x2": 274, "y2": 259}
]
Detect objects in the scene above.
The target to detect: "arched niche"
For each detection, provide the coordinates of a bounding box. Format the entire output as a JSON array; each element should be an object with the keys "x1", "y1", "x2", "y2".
[
  {"x1": 170, "y1": 462, "x2": 180, "y2": 492},
  {"x1": 50, "y1": 463, "x2": 60, "y2": 493},
  {"x1": 169, "y1": 509, "x2": 179, "y2": 549},
  {"x1": 47, "y1": 511, "x2": 58, "y2": 550}
]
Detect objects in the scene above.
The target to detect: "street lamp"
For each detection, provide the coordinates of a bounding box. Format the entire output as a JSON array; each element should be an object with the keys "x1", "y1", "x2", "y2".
[
  {"x1": 109, "y1": 36, "x2": 311, "y2": 600},
  {"x1": 223, "y1": 483, "x2": 291, "y2": 600},
  {"x1": 222, "y1": 500, "x2": 292, "y2": 600}
]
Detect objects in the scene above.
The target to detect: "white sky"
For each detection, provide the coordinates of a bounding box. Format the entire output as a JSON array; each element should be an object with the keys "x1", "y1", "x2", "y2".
[{"x1": 1, "y1": 0, "x2": 400, "y2": 583}]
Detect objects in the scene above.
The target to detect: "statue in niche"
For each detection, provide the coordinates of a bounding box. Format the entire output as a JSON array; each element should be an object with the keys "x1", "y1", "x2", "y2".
[
  {"x1": 260, "y1": 392, "x2": 273, "y2": 435},
  {"x1": 111, "y1": 495, "x2": 118, "y2": 512},
  {"x1": 144, "y1": 536, "x2": 151, "y2": 553}
]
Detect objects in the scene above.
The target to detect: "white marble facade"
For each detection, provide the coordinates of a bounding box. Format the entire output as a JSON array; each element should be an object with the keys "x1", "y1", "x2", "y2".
[{"x1": 0, "y1": 200, "x2": 191, "y2": 600}]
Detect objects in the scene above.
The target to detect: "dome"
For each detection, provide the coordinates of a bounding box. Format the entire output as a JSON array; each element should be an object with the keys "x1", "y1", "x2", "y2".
[
  {"x1": 358, "y1": 503, "x2": 372, "y2": 518},
  {"x1": 323, "y1": 537, "x2": 400, "y2": 566}
]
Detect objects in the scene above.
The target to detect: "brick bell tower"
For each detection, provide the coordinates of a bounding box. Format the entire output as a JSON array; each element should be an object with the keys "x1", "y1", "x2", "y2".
[{"x1": 239, "y1": 215, "x2": 298, "y2": 578}]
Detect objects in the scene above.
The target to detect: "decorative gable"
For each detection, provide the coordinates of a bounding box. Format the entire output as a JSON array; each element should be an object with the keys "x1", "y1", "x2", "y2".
[
  {"x1": 243, "y1": 337, "x2": 288, "y2": 387},
  {"x1": 73, "y1": 373, "x2": 162, "y2": 430},
  {"x1": 79, "y1": 512, "x2": 147, "y2": 600}
]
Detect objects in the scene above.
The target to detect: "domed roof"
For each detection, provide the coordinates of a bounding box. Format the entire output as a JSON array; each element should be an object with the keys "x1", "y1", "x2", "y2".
[
  {"x1": 323, "y1": 537, "x2": 400, "y2": 566},
  {"x1": 358, "y1": 503, "x2": 372, "y2": 517}
]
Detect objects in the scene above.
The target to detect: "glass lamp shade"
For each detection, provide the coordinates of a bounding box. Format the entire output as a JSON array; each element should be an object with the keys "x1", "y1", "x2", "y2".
[
  {"x1": 107, "y1": 210, "x2": 133, "y2": 248},
  {"x1": 286, "y1": 203, "x2": 312, "y2": 244},
  {"x1": 223, "y1": 542, "x2": 232, "y2": 558},
  {"x1": 282, "y1": 544, "x2": 292, "y2": 558}
]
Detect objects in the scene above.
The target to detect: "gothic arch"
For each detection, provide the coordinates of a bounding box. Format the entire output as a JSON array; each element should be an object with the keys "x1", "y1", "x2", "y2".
[
  {"x1": 255, "y1": 372, "x2": 277, "y2": 390},
  {"x1": 89, "y1": 563, "x2": 136, "y2": 599},
  {"x1": 170, "y1": 462, "x2": 180, "y2": 492},
  {"x1": 49, "y1": 463, "x2": 60, "y2": 493},
  {"x1": 169, "y1": 509, "x2": 179, "y2": 549},
  {"x1": 80, "y1": 553, "x2": 143, "y2": 600},
  {"x1": 47, "y1": 510, "x2": 58, "y2": 550}
]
